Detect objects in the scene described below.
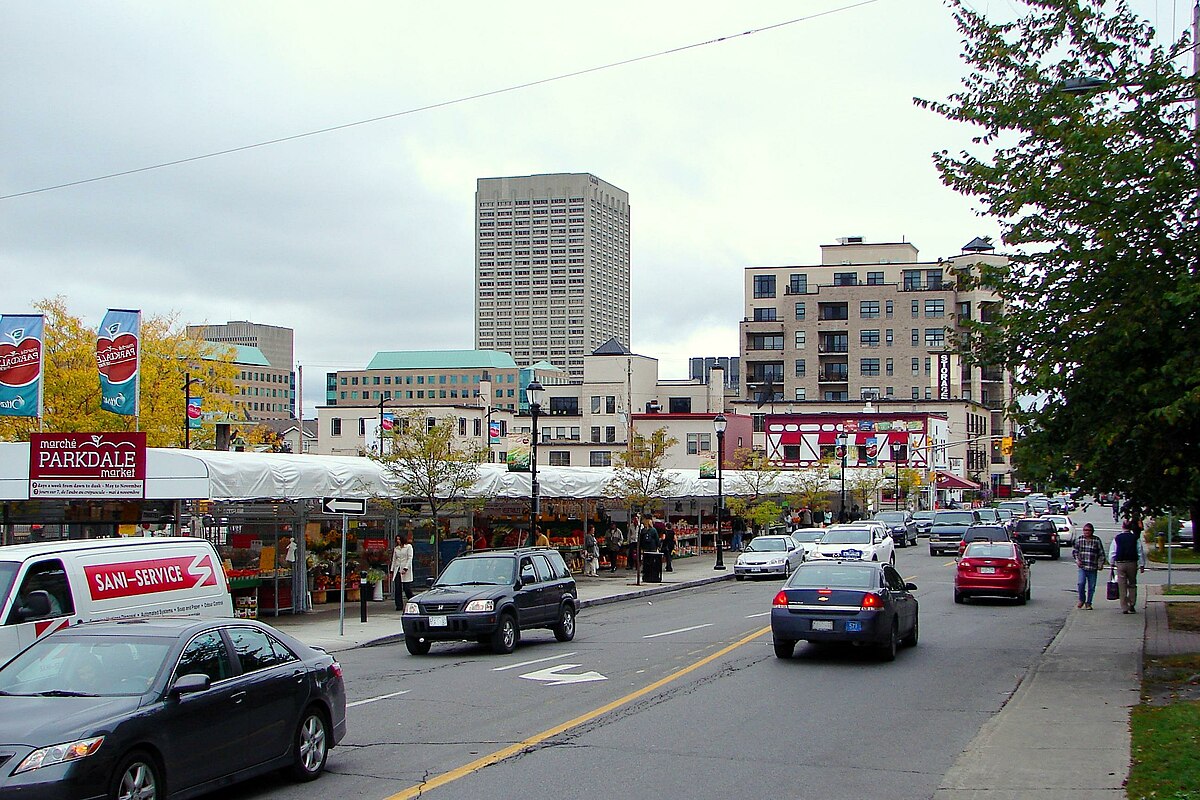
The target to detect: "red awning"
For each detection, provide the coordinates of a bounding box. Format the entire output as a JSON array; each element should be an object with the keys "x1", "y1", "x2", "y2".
[{"x1": 936, "y1": 471, "x2": 981, "y2": 490}]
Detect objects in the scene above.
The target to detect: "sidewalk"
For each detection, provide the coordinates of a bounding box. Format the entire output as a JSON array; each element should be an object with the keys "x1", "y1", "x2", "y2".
[{"x1": 266, "y1": 553, "x2": 733, "y2": 654}]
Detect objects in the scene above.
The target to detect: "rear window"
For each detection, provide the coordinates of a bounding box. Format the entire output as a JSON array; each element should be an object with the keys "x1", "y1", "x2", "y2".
[
  {"x1": 964, "y1": 542, "x2": 1019, "y2": 559},
  {"x1": 1015, "y1": 519, "x2": 1054, "y2": 532},
  {"x1": 965, "y1": 527, "x2": 1008, "y2": 540},
  {"x1": 934, "y1": 512, "x2": 976, "y2": 525},
  {"x1": 874, "y1": 513, "x2": 907, "y2": 523},
  {"x1": 788, "y1": 564, "x2": 877, "y2": 589}
]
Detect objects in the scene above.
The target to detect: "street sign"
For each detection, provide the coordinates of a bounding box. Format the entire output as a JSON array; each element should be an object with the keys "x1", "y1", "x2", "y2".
[{"x1": 322, "y1": 497, "x2": 366, "y2": 516}]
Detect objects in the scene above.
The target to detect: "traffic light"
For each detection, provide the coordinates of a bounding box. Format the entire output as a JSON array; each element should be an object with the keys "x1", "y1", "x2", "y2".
[{"x1": 1000, "y1": 436, "x2": 1014, "y2": 456}]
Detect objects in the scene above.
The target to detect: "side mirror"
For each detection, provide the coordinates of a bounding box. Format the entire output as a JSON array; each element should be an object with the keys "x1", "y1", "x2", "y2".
[
  {"x1": 14, "y1": 590, "x2": 53, "y2": 622},
  {"x1": 904, "y1": 582, "x2": 918, "y2": 591},
  {"x1": 170, "y1": 672, "x2": 211, "y2": 697},
  {"x1": 426, "y1": 577, "x2": 435, "y2": 588},
  {"x1": 513, "y1": 579, "x2": 523, "y2": 591}
]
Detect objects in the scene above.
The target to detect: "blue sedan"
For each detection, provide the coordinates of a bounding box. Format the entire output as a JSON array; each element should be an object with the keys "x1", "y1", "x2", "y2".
[
  {"x1": 771, "y1": 560, "x2": 919, "y2": 661},
  {"x1": 0, "y1": 617, "x2": 347, "y2": 800}
]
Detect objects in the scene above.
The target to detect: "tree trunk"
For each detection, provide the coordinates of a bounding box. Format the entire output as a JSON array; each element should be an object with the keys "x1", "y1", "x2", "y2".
[{"x1": 1191, "y1": 503, "x2": 1200, "y2": 554}]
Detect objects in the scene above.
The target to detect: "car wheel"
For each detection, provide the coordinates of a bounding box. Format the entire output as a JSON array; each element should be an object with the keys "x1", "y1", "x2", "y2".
[
  {"x1": 773, "y1": 637, "x2": 796, "y2": 659},
  {"x1": 878, "y1": 622, "x2": 898, "y2": 662},
  {"x1": 111, "y1": 750, "x2": 163, "y2": 800},
  {"x1": 889, "y1": 552, "x2": 896, "y2": 566},
  {"x1": 735, "y1": 575, "x2": 744, "y2": 581},
  {"x1": 901, "y1": 613, "x2": 919, "y2": 647},
  {"x1": 491, "y1": 613, "x2": 518, "y2": 654},
  {"x1": 405, "y1": 636, "x2": 431, "y2": 655},
  {"x1": 929, "y1": 547, "x2": 937, "y2": 557},
  {"x1": 1050, "y1": 547, "x2": 1061, "y2": 560},
  {"x1": 1017, "y1": 589, "x2": 1027, "y2": 605},
  {"x1": 553, "y1": 604, "x2": 576, "y2": 642},
  {"x1": 289, "y1": 707, "x2": 330, "y2": 781},
  {"x1": 954, "y1": 590, "x2": 965, "y2": 604}
]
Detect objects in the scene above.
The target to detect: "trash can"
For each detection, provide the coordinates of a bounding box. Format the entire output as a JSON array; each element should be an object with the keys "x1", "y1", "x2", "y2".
[{"x1": 641, "y1": 551, "x2": 663, "y2": 583}]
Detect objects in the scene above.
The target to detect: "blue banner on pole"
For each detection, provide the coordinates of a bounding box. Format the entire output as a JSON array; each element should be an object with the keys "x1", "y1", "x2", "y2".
[
  {"x1": 96, "y1": 309, "x2": 141, "y2": 416},
  {"x1": 0, "y1": 314, "x2": 44, "y2": 417}
]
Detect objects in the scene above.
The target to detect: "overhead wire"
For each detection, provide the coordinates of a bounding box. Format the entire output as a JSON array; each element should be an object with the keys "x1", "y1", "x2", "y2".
[{"x1": 1, "y1": 0, "x2": 881, "y2": 201}]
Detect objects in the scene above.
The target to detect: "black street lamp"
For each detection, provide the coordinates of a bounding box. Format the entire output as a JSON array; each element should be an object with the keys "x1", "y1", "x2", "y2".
[
  {"x1": 838, "y1": 433, "x2": 848, "y2": 523},
  {"x1": 714, "y1": 413, "x2": 727, "y2": 570},
  {"x1": 526, "y1": 379, "x2": 545, "y2": 547}
]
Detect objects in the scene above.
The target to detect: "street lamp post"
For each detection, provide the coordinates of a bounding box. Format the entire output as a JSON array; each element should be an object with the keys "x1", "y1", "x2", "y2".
[
  {"x1": 526, "y1": 379, "x2": 545, "y2": 547},
  {"x1": 895, "y1": 461, "x2": 901, "y2": 511},
  {"x1": 714, "y1": 414, "x2": 727, "y2": 570},
  {"x1": 838, "y1": 434, "x2": 848, "y2": 523}
]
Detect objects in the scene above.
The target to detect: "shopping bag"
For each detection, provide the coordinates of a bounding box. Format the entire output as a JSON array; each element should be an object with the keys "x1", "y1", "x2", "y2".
[{"x1": 1106, "y1": 570, "x2": 1119, "y2": 601}]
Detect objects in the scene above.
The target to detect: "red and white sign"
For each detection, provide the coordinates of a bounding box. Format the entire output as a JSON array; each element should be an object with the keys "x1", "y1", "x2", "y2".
[
  {"x1": 85, "y1": 554, "x2": 219, "y2": 601},
  {"x1": 29, "y1": 432, "x2": 147, "y2": 498},
  {"x1": 95, "y1": 332, "x2": 139, "y2": 383}
]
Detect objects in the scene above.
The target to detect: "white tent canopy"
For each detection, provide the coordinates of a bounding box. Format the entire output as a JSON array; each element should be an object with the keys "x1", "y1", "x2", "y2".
[{"x1": 0, "y1": 443, "x2": 844, "y2": 503}]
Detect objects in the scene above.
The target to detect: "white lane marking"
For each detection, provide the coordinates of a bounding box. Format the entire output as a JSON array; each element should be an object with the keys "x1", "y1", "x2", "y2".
[
  {"x1": 643, "y1": 623, "x2": 713, "y2": 639},
  {"x1": 493, "y1": 652, "x2": 577, "y2": 672},
  {"x1": 745, "y1": 612, "x2": 770, "y2": 618},
  {"x1": 348, "y1": 690, "x2": 410, "y2": 708},
  {"x1": 519, "y1": 664, "x2": 607, "y2": 685}
]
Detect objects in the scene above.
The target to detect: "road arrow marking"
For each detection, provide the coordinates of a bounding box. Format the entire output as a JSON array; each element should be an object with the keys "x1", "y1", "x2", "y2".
[{"x1": 519, "y1": 664, "x2": 607, "y2": 686}]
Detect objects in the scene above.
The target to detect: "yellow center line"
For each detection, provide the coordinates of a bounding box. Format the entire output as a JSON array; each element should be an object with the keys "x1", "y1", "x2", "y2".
[{"x1": 382, "y1": 625, "x2": 772, "y2": 800}]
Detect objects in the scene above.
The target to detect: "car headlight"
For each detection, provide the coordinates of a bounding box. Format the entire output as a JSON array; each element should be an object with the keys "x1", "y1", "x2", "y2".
[
  {"x1": 14, "y1": 736, "x2": 104, "y2": 774},
  {"x1": 769, "y1": 558, "x2": 785, "y2": 566},
  {"x1": 464, "y1": 599, "x2": 494, "y2": 612},
  {"x1": 404, "y1": 602, "x2": 420, "y2": 614}
]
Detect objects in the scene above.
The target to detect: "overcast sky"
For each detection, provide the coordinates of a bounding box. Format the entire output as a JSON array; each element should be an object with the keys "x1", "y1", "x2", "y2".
[{"x1": 1, "y1": 1, "x2": 1185, "y2": 416}]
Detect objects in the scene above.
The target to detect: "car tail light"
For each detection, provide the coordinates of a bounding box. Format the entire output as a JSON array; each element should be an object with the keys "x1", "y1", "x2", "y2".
[
  {"x1": 330, "y1": 662, "x2": 344, "y2": 679},
  {"x1": 861, "y1": 593, "x2": 884, "y2": 610},
  {"x1": 958, "y1": 558, "x2": 975, "y2": 570},
  {"x1": 772, "y1": 591, "x2": 789, "y2": 607}
]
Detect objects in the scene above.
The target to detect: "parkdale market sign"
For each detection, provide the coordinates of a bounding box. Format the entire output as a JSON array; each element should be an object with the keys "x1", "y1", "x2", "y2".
[{"x1": 29, "y1": 432, "x2": 147, "y2": 499}]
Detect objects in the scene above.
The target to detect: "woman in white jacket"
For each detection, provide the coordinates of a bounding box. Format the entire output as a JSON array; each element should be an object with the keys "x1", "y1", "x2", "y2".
[{"x1": 391, "y1": 534, "x2": 414, "y2": 610}]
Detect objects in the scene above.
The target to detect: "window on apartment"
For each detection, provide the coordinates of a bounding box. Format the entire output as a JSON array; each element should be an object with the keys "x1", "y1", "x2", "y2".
[
  {"x1": 794, "y1": 358, "x2": 806, "y2": 377},
  {"x1": 912, "y1": 329, "x2": 920, "y2": 346},
  {"x1": 885, "y1": 329, "x2": 894, "y2": 346},
  {"x1": 903, "y1": 269, "x2": 922, "y2": 290},
  {"x1": 957, "y1": 301, "x2": 971, "y2": 320},
  {"x1": 925, "y1": 299, "x2": 945, "y2": 317},
  {"x1": 860, "y1": 300, "x2": 880, "y2": 318},
  {"x1": 794, "y1": 387, "x2": 806, "y2": 401},
  {"x1": 668, "y1": 397, "x2": 692, "y2": 413},
  {"x1": 606, "y1": 396, "x2": 617, "y2": 413},
  {"x1": 331, "y1": 418, "x2": 341, "y2": 436},
  {"x1": 925, "y1": 357, "x2": 932, "y2": 375},
  {"x1": 886, "y1": 358, "x2": 894, "y2": 376},
  {"x1": 753, "y1": 307, "x2": 778, "y2": 321},
  {"x1": 591, "y1": 426, "x2": 601, "y2": 442},
  {"x1": 925, "y1": 328, "x2": 946, "y2": 347},
  {"x1": 590, "y1": 451, "x2": 611, "y2": 467},
  {"x1": 861, "y1": 329, "x2": 880, "y2": 347},
  {"x1": 753, "y1": 275, "x2": 776, "y2": 298},
  {"x1": 686, "y1": 433, "x2": 712, "y2": 455},
  {"x1": 795, "y1": 330, "x2": 806, "y2": 349},
  {"x1": 926, "y1": 270, "x2": 943, "y2": 289},
  {"x1": 549, "y1": 452, "x2": 571, "y2": 466},
  {"x1": 794, "y1": 302, "x2": 806, "y2": 320},
  {"x1": 912, "y1": 387, "x2": 921, "y2": 399},
  {"x1": 748, "y1": 334, "x2": 784, "y2": 350},
  {"x1": 832, "y1": 272, "x2": 856, "y2": 286},
  {"x1": 861, "y1": 358, "x2": 881, "y2": 376},
  {"x1": 912, "y1": 357, "x2": 920, "y2": 375},
  {"x1": 824, "y1": 391, "x2": 849, "y2": 401},
  {"x1": 866, "y1": 271, "x2": 884, "y2": 285},
  {"x1": 605, "y1": 426, "x2": 617, "y2": 443},
  {"x1": 788, "y1": 274, "x2": 807, "y2": 294}
]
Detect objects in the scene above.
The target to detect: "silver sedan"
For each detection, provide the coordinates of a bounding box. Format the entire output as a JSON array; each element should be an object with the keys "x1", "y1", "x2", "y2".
[{"x1": 734, "y1": 534, "x2": 806, "y2": 580}]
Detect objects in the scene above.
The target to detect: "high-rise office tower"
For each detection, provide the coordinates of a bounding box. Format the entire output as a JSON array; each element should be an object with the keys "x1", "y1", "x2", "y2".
[
  {"x1": 186, "y1": 320, "x2": 296, "y2": 420},
  {"x1": 474, "y1": 173, "x2": 630, "y2": 380}
]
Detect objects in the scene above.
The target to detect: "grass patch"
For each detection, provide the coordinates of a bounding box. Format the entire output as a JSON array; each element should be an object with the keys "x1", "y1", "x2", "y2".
[
  {"x1": 1164, "y1": 585, "x2": 1200, "y2": 596},
  {"x1": 1149, "y1": 548, "x2": 1200, "y2": 564},
  {"x1": 1127, "y1": 701, "x2": 1200, "y2": 799},
  {"x1": 1168, "y1": 605, "x2": 1200, "y2": 632}
]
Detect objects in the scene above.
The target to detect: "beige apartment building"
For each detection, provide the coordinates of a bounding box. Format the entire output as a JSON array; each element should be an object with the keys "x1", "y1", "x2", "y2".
[
  {"x1": 474, "y1": 173, "x2": 631, "y2": 380},
  {"x1": 739, "y1": 237, "x2": 1015, "y2": 492},
  {"x1": 188, "y1": 320, "x2": 296, "y2": 421}
]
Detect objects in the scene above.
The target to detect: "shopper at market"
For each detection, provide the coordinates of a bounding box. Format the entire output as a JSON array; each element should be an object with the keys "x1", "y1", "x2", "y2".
[
  {"x1": 534, "y1": 527, "x2": 550, "y2": 547},
  {"x1": 662, "y1": 523, "x2": 676, "y2": 572},
  {"x1": 391, "y1": 535, "x2": 415, "y2": 610},
  {"x1": 604, "y1": 525, "x2": 623, "y2": 572}
]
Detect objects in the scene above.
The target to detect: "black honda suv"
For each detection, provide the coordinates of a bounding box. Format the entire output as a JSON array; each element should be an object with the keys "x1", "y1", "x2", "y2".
[{"x1": 401, "y1": 547, "x2": 578, "y2": 655}]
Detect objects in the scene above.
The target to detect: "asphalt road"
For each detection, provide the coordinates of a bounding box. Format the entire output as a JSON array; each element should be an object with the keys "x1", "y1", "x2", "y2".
[{"x1": 212, "y1": 517, "x2": 1104, "y2": 800}]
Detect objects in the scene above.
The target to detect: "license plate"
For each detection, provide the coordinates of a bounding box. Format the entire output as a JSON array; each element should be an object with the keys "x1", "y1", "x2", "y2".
[
  {"x1": 845, "y1": 621, "x2": 862, "y2": 632},
  {"x1": 842, "y1": 549, "x2": 863, "y2": 559},
  {"x1": 980, "y1": 566, "x2": 996, "y2": 574},
  {"x1": 811, "y1": 620, "x2": 834, "y2": 631},
  {"x1": 428, "y1": 615, "x2": 448, "y2": 627},
  {"x1": 753, "y1": 567, "x2": 764, "y2": 572}
]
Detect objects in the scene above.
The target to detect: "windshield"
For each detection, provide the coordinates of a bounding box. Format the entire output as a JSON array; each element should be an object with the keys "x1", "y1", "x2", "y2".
[
  {"x1": 436, "y1": 556, "x2": 515, "y2": 586},
  {"x1": 745, "y1": 537, "x2": 787, "y2": 552},
  {"x1": 996, "y1": 509, "x2": 1014, "y2": 520},
  {"x1": 0, "y1": 635, "x2": 173, "y2": 697},
  {"x1": 913, "y1": 511, "x2": 934, "y2": 520},
  {"x1": 934, "y1": 512, "x2": 976, "y2": 525},
  {"x1": 821, "y1": 529, "x2": 871, "y2": 545},
  {"x1": 788, "y1": 564, "x2": 876, "y2": 589},
  {"x1": 791, "y1": 530, "x2": 825, "y2": 543},
  {"x1": 0, "y1": 563, "x2": 17, "y2": 608},
  {"x1": 874, "y1": 513, "x2": 906, "y2": 523},
  {"x1": 964, "y1": 542, "x2": 1018, "y2": 559}
]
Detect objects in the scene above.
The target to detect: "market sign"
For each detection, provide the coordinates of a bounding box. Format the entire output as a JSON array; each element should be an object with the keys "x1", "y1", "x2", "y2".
[{"x1": 29, "y1": 432, "x2": 147, "y2": 499}]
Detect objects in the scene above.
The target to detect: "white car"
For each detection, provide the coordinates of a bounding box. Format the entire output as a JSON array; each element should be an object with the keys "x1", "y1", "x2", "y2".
[
  {"x1": 788, "y1": 528, "x2": 827, "y2": 560},
  {"x1": 1043, "y1": 514, "x2": 1076, "y2": 545},
  {"x1": 734, "y1": 534, "x2": 806, "y2": 580},
  {"x1": 810, "y1": 524, "x2": 895, "y2": 566}
]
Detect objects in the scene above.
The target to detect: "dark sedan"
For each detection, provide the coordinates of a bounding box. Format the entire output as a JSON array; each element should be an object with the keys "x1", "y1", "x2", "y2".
[
  {"x1": 1013, "y1": 518, "x2": 1061, "y2": 559},
  {"x1": 771, "y1": 560, "x2": 919, "y2": 662},
  {"x1": 0, "y1": 617, "x2": 346, "y2": 800},
  {"x1": 872, "y1": 511, "x2": 918, "y2": 547}
]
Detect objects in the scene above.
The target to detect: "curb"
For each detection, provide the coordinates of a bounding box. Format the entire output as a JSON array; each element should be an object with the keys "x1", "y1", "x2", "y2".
[{"x1": 358, "y1": 573, "x2": 735, "y2": 648}]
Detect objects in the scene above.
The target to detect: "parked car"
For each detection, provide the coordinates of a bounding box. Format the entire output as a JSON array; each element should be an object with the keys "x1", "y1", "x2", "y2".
[
  {"x1": 1013, "y1": 518, "x2": 1061, "y2": 559},
  {"x1": 929, "y1": 510, "x2": 983, "y2": 556},
  {"x1": 789, "y1": 528, "x2": 827, "y2": 559},
  {"x1": 872, "y1": 511, "x2": 919, "y2": 548},
  {"x1": 1042, "y1": 514, "x2": 1076, "y2": 545},
  {"x1": 770, "y1": 560, "x2": 919, "y2": 661},
  {"x1": 810, "y1": 525, "x2": 895, "y2": 566},
  {"x1": 955, "y1": 541, "x2": 1031, "y2": 604},
  {"x1": 734, "y1": 535, "x2": 805, "y2": 580},
  {"x1": 912, "y1": 510, "x2": 935, "y2": 537},
  {"x1": 402, "y1": 547, "x2": 577, "y2": 655},
  {"x1": 957, "y1": 524, "x2": 1012, "y2": 557},
  {"x1": 1029, "y1": 497, "x2": 1051, "y2": 516},
  {"x1": 0, "y1": 617, "x2": 346, "y2": 799}
]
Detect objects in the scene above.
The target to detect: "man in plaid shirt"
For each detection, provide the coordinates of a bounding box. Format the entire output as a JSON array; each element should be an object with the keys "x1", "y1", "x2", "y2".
[{"x1": 1072, "y1": 523, "x2": 1108, "y2": 609}]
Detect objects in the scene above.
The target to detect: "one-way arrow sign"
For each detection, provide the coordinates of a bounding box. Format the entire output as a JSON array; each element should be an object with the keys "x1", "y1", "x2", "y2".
[
  {"x1": 322, "y1": 497, "x2": 366, "y2": 515},
  {"x1": 519, "y1": 664, "x2": 607, "y2": 686}
]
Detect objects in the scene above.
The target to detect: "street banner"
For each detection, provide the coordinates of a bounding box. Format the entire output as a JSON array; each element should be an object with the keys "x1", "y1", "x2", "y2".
[
  {"x1": 488, "y1": 420, "x2": 501, "y2": 444},
  {"x1": 187, "y1": 397, "x2": 203, "y2": 430},
  {"x1": 865, "y1": 436, "x2": 879, "y2": 466},
  {"x1": 506, "y1": 433, "x2": 531, "y2": 472},
  {"x1": 0, "y1": 314, "x2": 44, "y2": 418},
  {"x1": 699, "y1": 451, "x2": 716, "y2": 479},
  {"x1": 382, "y1": 412, "x2": 396, "y2": 432},
  {"x1": 96, "y1": 309, "x2": 141, "y2": 416},
  {"x1": 30, "y1": 432, "x2": 147, "y2": 499}
]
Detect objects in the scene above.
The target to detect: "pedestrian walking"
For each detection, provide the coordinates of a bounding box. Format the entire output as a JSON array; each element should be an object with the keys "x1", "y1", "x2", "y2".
[
  {"x1": 662, "y1": 523, "x2": 676, "y2": 572},
  {"x1": 391, "y1": 534, "x2": 414, "y2": 610},
  {"x1": 1108, "y1": 519, "x2": 1147, "y2": 613},
  {"x1": 604, "y1": 525, "x2": 622, "y2": 573},
  {"x1": 583, "y1": 530, "x2": 599, "y2": 577},
  {"x1": 534, "y1": 527, "x2": 550, "y2": 547},
  {"x1": 1071, "y1": 522, "x2": 1107, "y2": 609},
  {"x1": 1112, "y1": 496, "x2": 1120, "y2": 523}
]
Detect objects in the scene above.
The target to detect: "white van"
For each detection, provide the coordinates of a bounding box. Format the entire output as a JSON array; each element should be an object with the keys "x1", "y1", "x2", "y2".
[{"x1": 0, "y1": 537, "x2": 233, "y2": 663}]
